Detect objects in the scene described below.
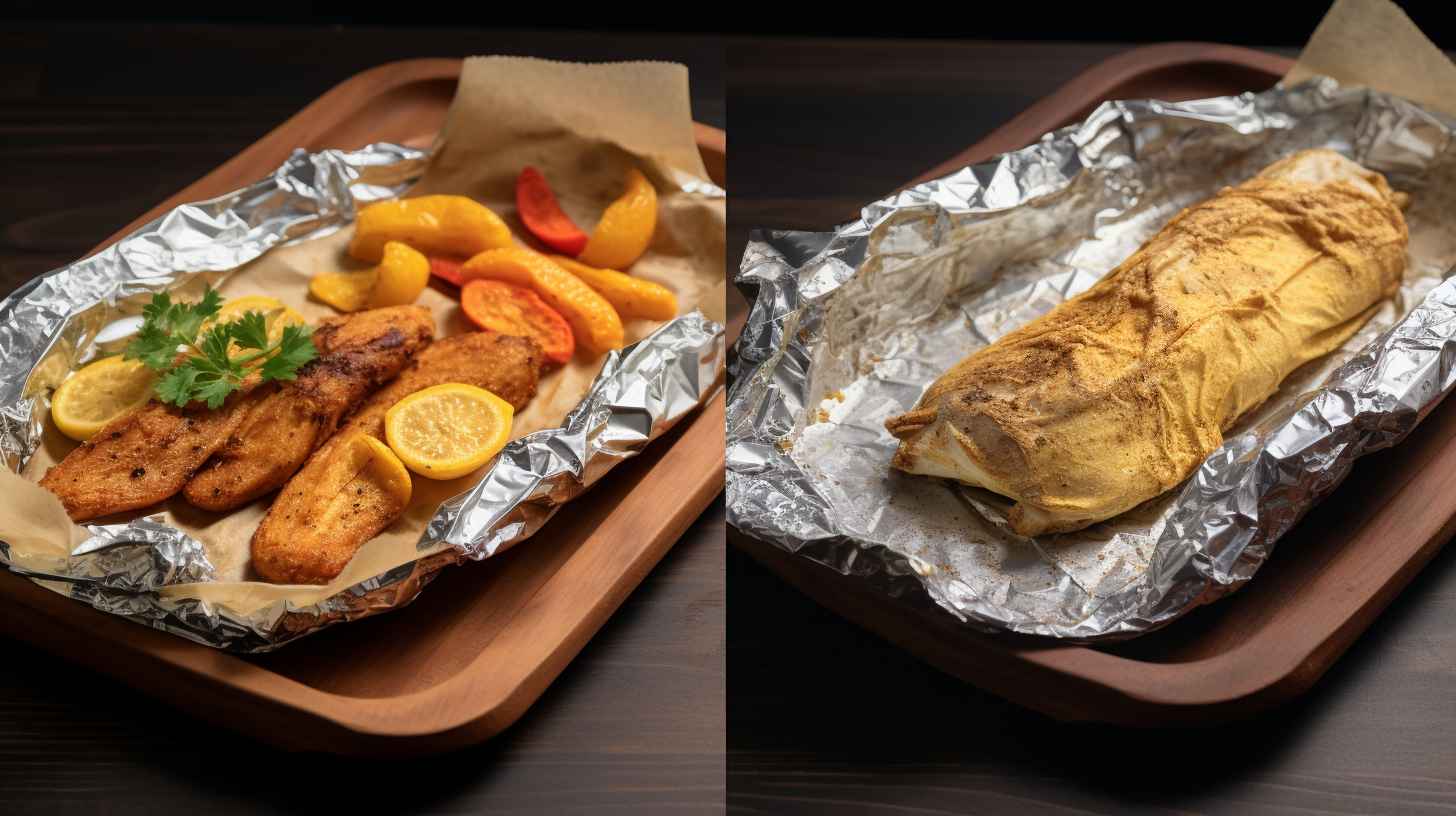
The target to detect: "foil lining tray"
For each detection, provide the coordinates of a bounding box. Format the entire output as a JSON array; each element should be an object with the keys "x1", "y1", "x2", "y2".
[
  {"x1": 726, "y1": 78, "x2": 1456, "y2": 640},
  {"x1": 0, "y1": 143, "x2": 724, "y2": 652}
]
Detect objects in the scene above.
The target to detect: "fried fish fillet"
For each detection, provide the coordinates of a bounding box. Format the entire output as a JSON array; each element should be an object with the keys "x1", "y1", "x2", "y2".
[
  {"x1": 182, "y1": 305, "x2": 434, "y2": 512},
  {"x1": 333, "y1": 330, "x2": 543, "y2": 438},
  {"x1": 885, "y1": 149, "x2": 1408, "y2": 536},
  {"x1": 309, "y1": 304, "x2": 434, "y2": 358},
  {"x1": 251, "y1": 331, "x2": 544, "y2": 584},
  {"x1": 250, "y1": 431, "x2": 413, "y2": 586},
  {"x1": 39, "y1": 305, "x2": 434, "y2": 521},
  {"x1": 38, "y1": 382, "x2": 274, "y2": 522}
]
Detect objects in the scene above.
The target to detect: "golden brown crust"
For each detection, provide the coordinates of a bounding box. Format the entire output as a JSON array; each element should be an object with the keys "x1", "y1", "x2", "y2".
[
  {"x1": 331, "y1": 330, "x2": 543, "y2": 441},
  {"x1": 38, "y1": 383, "x2": 275, "y2": 522},
  {"x1": 886, "y1": 149, "x2": 1409, "y2": 536},
  {"x1": 181, "y1": 305, "x2": 435, "y2": 512},
  {"x1": 250, "y1": 433, "x2": 412, "y2": 585},
  {"x1": 250, "y1": 330, "x2": 544, "y2": 584}
]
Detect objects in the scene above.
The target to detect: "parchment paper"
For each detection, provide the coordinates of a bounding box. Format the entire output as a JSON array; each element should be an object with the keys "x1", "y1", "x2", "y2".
[
  {"x1": 8, "y1": 56, "x2": 724, "y2": 612},
  {"x1": 1287, "y1": 0, "x2": 1456, "y2": 117}
]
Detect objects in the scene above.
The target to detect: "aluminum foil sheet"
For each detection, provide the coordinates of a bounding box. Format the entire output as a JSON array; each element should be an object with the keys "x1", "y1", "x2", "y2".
[
  {"x1": 726, "y1": 77, "x2": 1456, "y2": 640},
  {"x1": 0, "y1": 143, "x2": 724, "y2": 652}
]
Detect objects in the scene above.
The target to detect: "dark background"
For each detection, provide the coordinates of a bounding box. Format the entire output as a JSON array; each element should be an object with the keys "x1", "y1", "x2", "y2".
[{"x1": 2, "y1": 1, "x2": 1452, "y2": 44}]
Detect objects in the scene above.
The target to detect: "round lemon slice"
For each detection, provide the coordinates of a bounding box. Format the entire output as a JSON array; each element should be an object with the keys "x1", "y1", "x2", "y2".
[
  {"x1": 383, "y1": 383, "x2": 514, "y2": 480},
  {"x1": 205, "y1": 295, "x2": 308, "y2": 360},
  {"x1": 50, "y1": 356, "x2": 157, "y2": 441},
  {"x1": 210, "y1": 295, "x2": 307, "y2": 345},
  {"x1": 215, "y1": 294, "x2": 286, "y2": 318}
]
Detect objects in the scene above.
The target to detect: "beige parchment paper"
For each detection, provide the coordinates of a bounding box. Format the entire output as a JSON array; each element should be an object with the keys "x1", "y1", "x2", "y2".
[
  {"x1": 1286, "y1": 0, "x2": 1456, "y2": 117},
  {"x1": 5, "y1": 56, "x2": 724, "y2": 613}
]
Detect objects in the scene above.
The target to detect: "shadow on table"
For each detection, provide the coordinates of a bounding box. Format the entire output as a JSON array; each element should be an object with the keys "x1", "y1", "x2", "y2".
[
  {"x1": 0, "y1": 503, "x2": 725, "y2": 815},
  {"x1": 726, "y1": 524, "x2": 1456, "y2": 812}
]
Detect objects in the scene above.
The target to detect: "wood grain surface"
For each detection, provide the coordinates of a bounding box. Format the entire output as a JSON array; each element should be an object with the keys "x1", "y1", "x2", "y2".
[
  {"x1": 0, "y1": 23, "x2": 723, "y2": 813},
  {"x1": 727, "y1": 37, "x2": 1456, "y2": 814}
]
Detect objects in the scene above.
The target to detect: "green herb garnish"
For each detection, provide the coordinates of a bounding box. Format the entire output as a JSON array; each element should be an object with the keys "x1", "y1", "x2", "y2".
[{"x1": 123, "y1": 287, "x2": 317, "y2": 409}]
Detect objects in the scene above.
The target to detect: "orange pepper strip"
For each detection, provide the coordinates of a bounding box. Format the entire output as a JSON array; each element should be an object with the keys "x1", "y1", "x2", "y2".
[
  {"x1": 548, "y1": 255, "x2": 678, "y2": 321},
  {"x1": 460, "y1": 280, "x2": 574, "y2": 365},
  {"x1": 579, "y1": 168, "x2": 657, "y2": 270},
  {"x1": 516, "y1": 167, "x2": 590, "y2": 256},
  {"x1": 461, "y1": 248, "x2": 624, "y2": 356}
]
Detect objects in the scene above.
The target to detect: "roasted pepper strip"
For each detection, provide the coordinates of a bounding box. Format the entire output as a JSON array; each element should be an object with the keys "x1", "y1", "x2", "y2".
[
  {"x1": 429, "y1": 255, "x2": 467, "y2": 287},
  {"x1": 461, "y1": 279, "x2": 575, "y2": 365},
  {"x1": 516, "y1": 167, "x2": 590, "y2": 256},
  {"x1": 579, "y1": 168, "x2": 657, "y2": 270},
  {"x1": 349, "y1": 195, "x2": 512, "y2": 263},
  {"x1": 309, "y1": 269, "x2": 375, "y2": 313},
  {"x1": 548, "y1": 255, "x2": 678, "y2": 321},
  {"x1": 310, "y1": 241, "x2": 428, "y2": 313},
  {"x1": 368, "y1": 242, "x2": 430, "y2": 308},
  {"x1": 461, "y1": 248, "x2": 624, "y2": 355}
]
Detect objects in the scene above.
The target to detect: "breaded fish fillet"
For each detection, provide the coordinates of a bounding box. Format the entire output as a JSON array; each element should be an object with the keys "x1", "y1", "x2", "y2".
[
  {"x1": 885, "y1": 149, "x2": 1408, "y2": 536},
  {"x1": 334, "y1": 330, "x2": 542, "y2": 438},
  {"x1": 250, "y1": 431, "x2": 414, "y2": 586},
  {"x1": 38, "y1": 382, "x2": 274, "y2": 522},
  {"x1": 251, "y1": 331, "x2": 544, "y2": 584},
  {"x1": 40, "y1": 305, "x2": 434, "y2": 521},
  {"x1": 182, "y1": 305, "x2": 434, "y2": 512}
]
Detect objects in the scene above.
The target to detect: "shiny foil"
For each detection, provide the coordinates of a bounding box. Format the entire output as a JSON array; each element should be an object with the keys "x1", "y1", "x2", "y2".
[
  {"x1": 0, "y1": 143, "x2": 724, "y2": 652},
  {"x1": 727, "y1": 78, "x2": 1456, "y2": 639}
]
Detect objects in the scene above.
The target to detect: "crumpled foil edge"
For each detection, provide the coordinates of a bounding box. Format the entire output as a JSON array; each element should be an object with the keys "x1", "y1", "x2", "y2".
[
  {"x1": 0, "y1": 143, "x2": 724, "y2": 652},
  {"x1": 726, "y1": 77, "x2": 1456, "y2": 640}
]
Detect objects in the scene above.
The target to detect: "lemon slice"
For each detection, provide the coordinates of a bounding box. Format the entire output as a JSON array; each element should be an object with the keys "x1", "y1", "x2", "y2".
[
  {"x1": 383, "y1": 383, "x2": 514, "y2": 480},
  {"x1": 209, "y1": 295, "x2": 307, "y2": 346},
  {"x1": 50, "y1": 356, "x2": 157, "y2": 441},
  {"x1": 355, "y1": 433, "x2": 414, "y2": 505},
  {"x1": 215, "y1": 294, "x2": 286, "y2": 319}
]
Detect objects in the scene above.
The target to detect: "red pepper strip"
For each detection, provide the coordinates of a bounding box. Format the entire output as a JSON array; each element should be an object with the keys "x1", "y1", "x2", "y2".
[
  {"x1": 429, "y1": 255, "x2": 466, "y2": 287},
  {"x1": 515, "y1": 167, "x2": 589, "y2": 256}
]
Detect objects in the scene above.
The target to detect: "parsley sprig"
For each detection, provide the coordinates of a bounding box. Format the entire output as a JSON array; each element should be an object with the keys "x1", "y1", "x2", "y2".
[{"x1": 123, "y1": 288, "x2": 317, "y2": 409}]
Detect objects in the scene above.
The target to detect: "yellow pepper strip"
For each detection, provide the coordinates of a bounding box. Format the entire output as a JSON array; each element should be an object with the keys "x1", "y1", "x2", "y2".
[
  {"x1": 368, "y1": 241, "x2": 430, "y2": 308},
  {"x1": 349, "y1": 195, "x2": 512, "y2": 263},
  {"x1": 310, "y1": 241, "x2": 429, "y2": 313},
  {"x1": 578, "y1": 168, "x2": 657, "y2": 270},
  {"x1": 310, "y1": 269, "x2": 376, "y2": 313},
  {"x1": 461, "y1": 248, "x2": 624, "y2": 356},
  {"x1": 548, "y1": 255, "x2": 678, "y2": 321}
]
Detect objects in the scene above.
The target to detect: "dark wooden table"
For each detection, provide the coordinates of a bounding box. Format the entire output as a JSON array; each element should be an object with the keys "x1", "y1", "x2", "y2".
[
  {"x1": 727, "y1": 38, "x2": 1456, "y2": 814},
  {"x1": 0, "y1": 24, "x2": 723, "y2": 814}
]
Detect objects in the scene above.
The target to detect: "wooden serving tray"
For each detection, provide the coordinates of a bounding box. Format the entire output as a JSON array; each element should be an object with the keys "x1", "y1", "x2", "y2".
[
  {"x1": 0, "y1": 58, "x2": 726, "y2": 754},
  {"x1": 734, "y1": 43, "x2": 1456, "y2": 725}
]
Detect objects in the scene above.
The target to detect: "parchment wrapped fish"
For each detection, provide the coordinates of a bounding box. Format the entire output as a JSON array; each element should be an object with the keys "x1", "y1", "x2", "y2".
[{"x1": 885, "y1": 148, "x2": 1409, "y2": 536}]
